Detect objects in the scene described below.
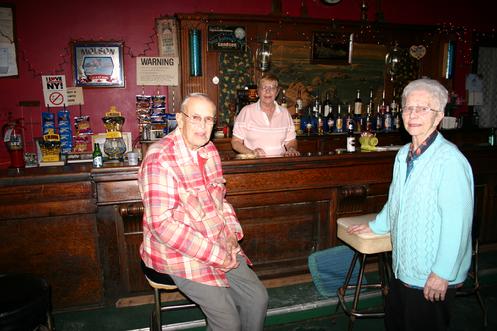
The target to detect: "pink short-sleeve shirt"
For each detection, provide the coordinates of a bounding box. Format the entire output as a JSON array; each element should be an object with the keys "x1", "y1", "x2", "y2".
[{"x1": 233, "y1": 101, "x2": 296, "y2": 156}]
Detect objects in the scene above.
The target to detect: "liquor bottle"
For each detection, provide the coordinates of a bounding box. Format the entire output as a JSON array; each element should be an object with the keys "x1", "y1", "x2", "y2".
[
  {"x1": 375, "y1": 105, "x2": 383, "y2": 132},
  {"x1": 391, "y1": 89, "x2": 400, "y2": 132},
  {"x1": 379, "y1": 89, "x2": 387, "y2": 114},
  {"x1": 326, "y1": 106, "x2": 336, "y2": 134},
  {"x1": 295, "y1": 89, "x2": 304, "y2": 115},
  {"x1": 317, "y1": 108, "x2": 324, "y2": 135},
  {"x1": 368, "y1": 88, "x2": 375, "y2": 114},
  {"x1": 292, "y1": 111, "x2": 301, "y2": 136},
  {"x1": 390, "y1": 89, "x2": 399, "y2": 114},
  {"x1": 93, "y1": 143, "x2": 103, "y2": 168},
  {"x1": 280, "y1": 89, "x2": 288, "y2": 108},
  {"x1": 312, "y1": 95, "x2": 321, "y2": 117},
  {"x1": 344, "y1": 104, "x2": 355, "y2": 132},
  {"x1": 311, "y1": 96, "x2": 321, "y2": 134},
  {"x1": 346, "y1": 122, "x2": 356, "y2": 152},
  {"x1": 392, "y1": 106, "x2": 402, "y2": 132},
  {"x1": 336, "y1": 105, "x2": 344, "y2": 133},
  {"x1": 323, "y1": 92, "x2": 331, "y2": 118},
  {"x1": 384, "y1": 105, "x2": 392, "y2": 132},
  {"x1": 354, "y1": 89, "x2": 363, "y2": 117},
  {"x1": 293, "y1": 89, "x2": 304, "y2": 136},
  {"x1": 355, "y1": 112, "x2": 364, "y2": 133}
]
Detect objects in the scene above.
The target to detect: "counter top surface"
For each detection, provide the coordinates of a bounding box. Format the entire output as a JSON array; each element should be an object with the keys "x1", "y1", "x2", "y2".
[{"x1": 0, "y1": 143, "x2": 494, "y2": 183}]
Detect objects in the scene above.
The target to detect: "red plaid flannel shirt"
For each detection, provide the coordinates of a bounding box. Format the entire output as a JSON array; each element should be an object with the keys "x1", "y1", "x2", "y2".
[{"x1": 139, "y1": 129, "x2": 246, "y2": 287}]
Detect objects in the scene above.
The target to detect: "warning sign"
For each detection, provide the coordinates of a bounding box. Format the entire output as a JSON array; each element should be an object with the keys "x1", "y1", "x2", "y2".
[
  {"x1": 42, "y1": 75, "x2": 68, "y2": 108},
  {"x1": 136, "y1": 57, "x2": 178, "y2": 86}
]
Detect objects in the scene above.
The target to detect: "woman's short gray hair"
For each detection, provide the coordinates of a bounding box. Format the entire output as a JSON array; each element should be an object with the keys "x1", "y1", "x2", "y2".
[{"x1": 401, "y1": 78, "x2": 448, "y2": 112}]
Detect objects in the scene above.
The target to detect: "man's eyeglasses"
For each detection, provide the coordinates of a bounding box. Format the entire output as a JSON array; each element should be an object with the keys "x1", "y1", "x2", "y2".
[
  {"x1": 260, "y1": 86, "x2": 278, "y2": 93},
  {"x1": 181, "y1": 112, "x2": 216, "y2": 126},
  {"x1": 402, "y1": 106, "x2": 440, "y2": 115}
]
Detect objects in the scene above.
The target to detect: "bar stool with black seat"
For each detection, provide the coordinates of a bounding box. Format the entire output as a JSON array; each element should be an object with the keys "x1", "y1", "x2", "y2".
[
  {"x1": 335, "y1": 213, "x2": 392, "y2": 331},
  {"x1": 141, "y1": 261, "x2": 197, "y2": 331},
  {"x1": 0, "y1": 273, "x2": 54, "y2": 331}
]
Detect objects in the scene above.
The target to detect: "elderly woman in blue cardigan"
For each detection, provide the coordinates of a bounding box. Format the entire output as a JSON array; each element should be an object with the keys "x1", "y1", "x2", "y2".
[{"x1": 348, "y1": 78, "x2": 473, "y2": 331}]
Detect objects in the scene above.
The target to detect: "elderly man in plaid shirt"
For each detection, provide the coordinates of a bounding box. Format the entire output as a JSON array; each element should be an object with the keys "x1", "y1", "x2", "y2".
[{"x1": 139, "y1": 93, "x2": 268, "y2": 331}]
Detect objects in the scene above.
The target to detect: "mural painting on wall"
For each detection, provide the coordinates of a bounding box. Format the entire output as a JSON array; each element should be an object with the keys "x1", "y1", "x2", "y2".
[{"x1": 270, "y1": 40, "x2": 387, "y2": 112}]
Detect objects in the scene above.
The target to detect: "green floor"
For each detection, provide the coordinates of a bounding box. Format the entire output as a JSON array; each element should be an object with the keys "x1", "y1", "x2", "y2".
[{"x1": 53, "y1": 250, "x2": 497, "y2": 331}]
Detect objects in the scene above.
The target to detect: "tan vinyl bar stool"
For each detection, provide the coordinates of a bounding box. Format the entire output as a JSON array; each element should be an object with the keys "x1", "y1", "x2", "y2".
[
  {"x1": 141, "y1": 261, "x2": 197, "y2": 331},
  {"x1": 336, "y1": 213, "x2": 392, "y2": 331}
]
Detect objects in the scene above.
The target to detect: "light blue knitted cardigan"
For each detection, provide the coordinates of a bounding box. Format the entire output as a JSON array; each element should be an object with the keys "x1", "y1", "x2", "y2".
[{"x1": 370, "y1": 133, "x2": 474, "y2": 288}]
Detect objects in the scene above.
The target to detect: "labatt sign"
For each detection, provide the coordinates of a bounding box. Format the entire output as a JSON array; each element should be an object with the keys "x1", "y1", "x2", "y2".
[{"x1": 42, "y1": 75, "x2": 68, "y2": 108}]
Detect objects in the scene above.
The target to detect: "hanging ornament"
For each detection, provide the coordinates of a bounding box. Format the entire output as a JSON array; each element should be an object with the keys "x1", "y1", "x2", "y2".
[
  {"x1": 256, "y1": 32, "x2": 272, "y2": 72},
  {"x1": 385, "y1": 42, "x2": 401, "y2": 82}
]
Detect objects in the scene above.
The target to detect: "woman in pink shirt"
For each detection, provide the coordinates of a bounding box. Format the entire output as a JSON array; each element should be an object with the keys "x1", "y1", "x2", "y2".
[{"x1": 231, "y1": 74, "x2": 300, "y2": 157}]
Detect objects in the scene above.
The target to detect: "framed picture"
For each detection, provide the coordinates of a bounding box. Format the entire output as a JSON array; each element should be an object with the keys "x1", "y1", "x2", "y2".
[
  {"x1": 311, "y1": 32, "x2": 353, "y2": 64},
  {"x1": 207, "y1": 25, "x2": 247, "y2": 52},
  {"x1": 156, "y1": 17, "x2": 179, "y2": 58},
  {"x1": 0, "y1": 4, "x2": 19, "y2": 78},
  {"x1": 72, "y1": 41, "x2": 125, "y2": 87}
]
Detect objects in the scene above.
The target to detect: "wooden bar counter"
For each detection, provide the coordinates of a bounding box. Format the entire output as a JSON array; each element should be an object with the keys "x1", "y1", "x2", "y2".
[{"x1": 1, "y1": 131, "x2": 496, "y2": 311}]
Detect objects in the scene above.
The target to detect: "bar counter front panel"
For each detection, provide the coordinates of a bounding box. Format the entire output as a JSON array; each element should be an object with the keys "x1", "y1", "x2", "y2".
[{"x1": 1, "y1": 132, "x2": 496, "y2": 310}]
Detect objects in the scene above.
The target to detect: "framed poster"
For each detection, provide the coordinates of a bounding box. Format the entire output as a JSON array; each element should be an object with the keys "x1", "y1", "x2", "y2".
[
  {"x1": 0, "y1": 4, "x2": 19, "y2": 77},
  {"x1": 156, "y1": 17, "x2": 179, "y2": 58},
  {"x1": 72, "y1": 41, "x2": 125, "y2": 87},
  {"x1": 208, "y1": 25, "x2": 246, "y2": 52},
  {"x1": 311, "y1": 32, "x2": 353, "y2": 64}
]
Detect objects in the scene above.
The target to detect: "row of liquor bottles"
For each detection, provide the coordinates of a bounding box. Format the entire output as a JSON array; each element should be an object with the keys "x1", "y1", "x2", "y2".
[{"x1": 286, "y1": 89, "x2": 402, "y2": 135}]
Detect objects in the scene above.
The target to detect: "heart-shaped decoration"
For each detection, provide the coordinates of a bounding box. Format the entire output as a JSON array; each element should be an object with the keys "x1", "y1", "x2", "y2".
[{"x1": 409, "y1": 45, "x2": 426, "y2": 60}]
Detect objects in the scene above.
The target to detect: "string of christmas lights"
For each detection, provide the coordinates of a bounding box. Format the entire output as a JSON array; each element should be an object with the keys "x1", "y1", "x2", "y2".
[
  {"x1": 9, "y1": 14, "x2": 497, "y2": 79},
  {"x1": 14, "y1": 17, "x2": 163, "y2": 78}
]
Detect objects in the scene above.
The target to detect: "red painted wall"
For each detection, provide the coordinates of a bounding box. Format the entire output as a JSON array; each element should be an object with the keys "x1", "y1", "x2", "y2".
[{"x1": 0, "y1": 0, "x2": 494, "y2": 167}]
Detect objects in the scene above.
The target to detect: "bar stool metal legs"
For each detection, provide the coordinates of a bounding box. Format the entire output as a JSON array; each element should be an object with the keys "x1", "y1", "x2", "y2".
[
  {"x1": 335, "y1": 214, "x2": 391, "y2": 330},
  {"x1": 141, "y1": 261, "x2": 198, "y2": 331},
  {"x1": 147, "y1": 279, "x2": 197, "y2": 331},
  {"x1": 336, "y1": 251, "x2": 390, "y2": 331},
  {"x1": 457, "y1": 238, "x2": 488, "y2": 328}
]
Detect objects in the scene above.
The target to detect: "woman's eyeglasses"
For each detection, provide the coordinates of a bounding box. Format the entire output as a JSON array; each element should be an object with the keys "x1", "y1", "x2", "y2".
[
  {"x1": 260, "y1": 86, "x2": 278, "y2": 93},
  {"x1": 402, "y1": 106, "x2": 440, "y2": 115},
  {"x1": 181, "y1": 112, "x2": 216, "y2": 126}
]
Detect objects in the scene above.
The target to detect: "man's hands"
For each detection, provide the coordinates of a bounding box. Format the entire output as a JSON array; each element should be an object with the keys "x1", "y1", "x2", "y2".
[
  {"x1": 424, "y1": 272, "x2": 448, "y2": 302},
  {"x1": 220, "y1": 234, "x2": 241, "y2": 271}
]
